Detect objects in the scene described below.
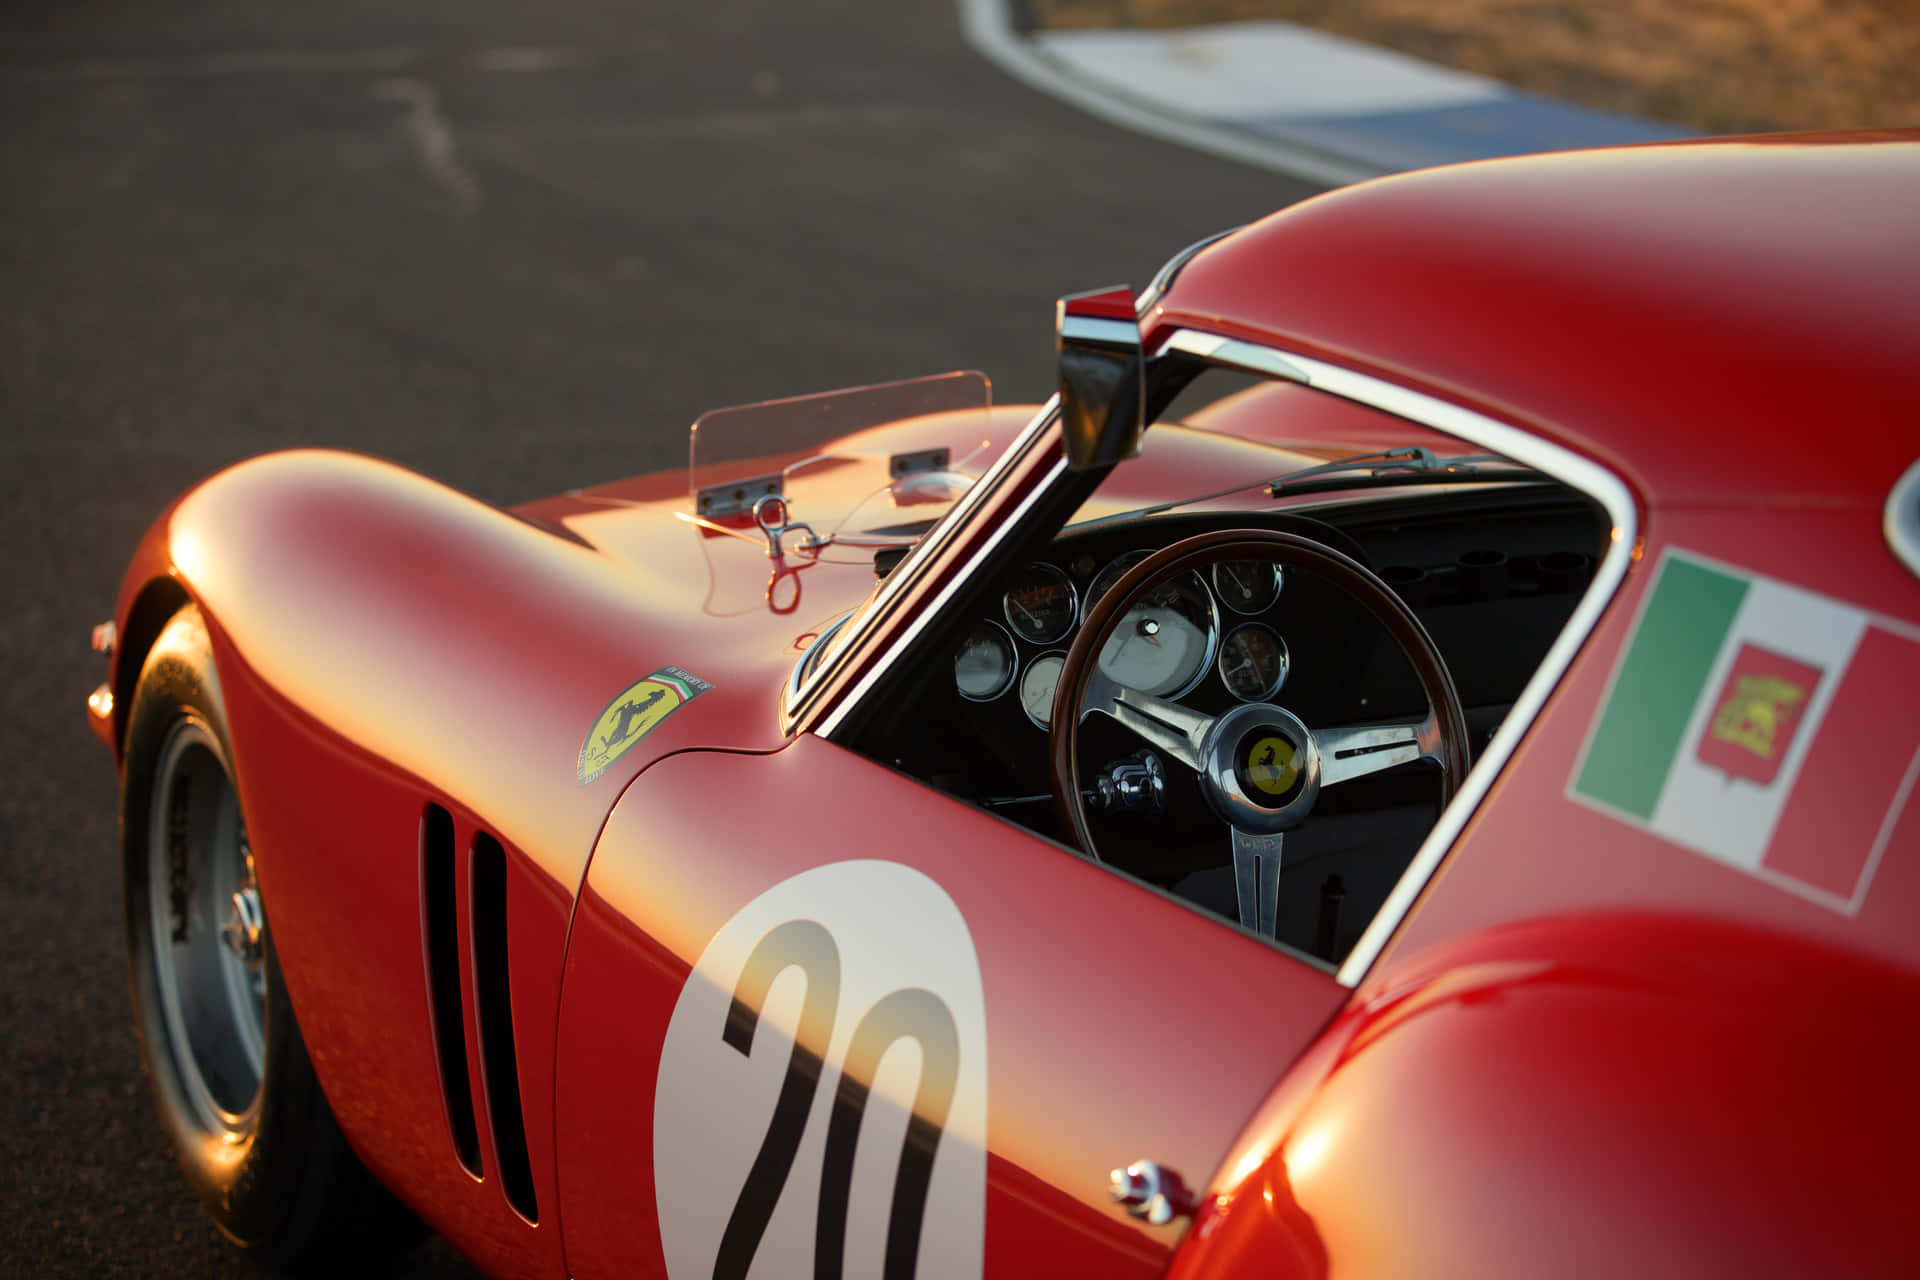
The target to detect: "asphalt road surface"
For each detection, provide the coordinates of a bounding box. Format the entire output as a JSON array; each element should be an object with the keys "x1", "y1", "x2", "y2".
[{"x1": 0, "y1": 0, "x2": 1319, "y2": 1272}]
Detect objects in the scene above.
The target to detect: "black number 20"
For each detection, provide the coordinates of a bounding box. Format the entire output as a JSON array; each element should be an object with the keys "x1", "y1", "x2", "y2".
[{"x1": 712, "y1": 919, "x2": 961, "y2": 1280}]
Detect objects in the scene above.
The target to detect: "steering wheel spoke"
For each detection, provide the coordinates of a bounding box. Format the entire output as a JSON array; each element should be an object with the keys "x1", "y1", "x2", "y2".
[
  {"x1": 1230, "y1": 828, "x2": 1283, "y2": 937},
  {"x1": 1083, "y1": 669, "x2": 1212, "y2": 773},
  {"x1": 1316, "y1": 709, "x2": 1441, "y2": 786}
]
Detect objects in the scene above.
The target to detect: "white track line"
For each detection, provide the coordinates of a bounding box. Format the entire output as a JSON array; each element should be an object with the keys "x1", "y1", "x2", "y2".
[
  {"x1": 957, "y1": 0, "x2": 1384, "y2": 188},
  {"x1": 18, "y1": 48, "x2": 418, "y2": 81},
  {"x1": 16, "y1": 46, "x2": 590, "y2": 81},
  {"x1": 371, "y1": 78, "x2": 482, "y2": 213}
]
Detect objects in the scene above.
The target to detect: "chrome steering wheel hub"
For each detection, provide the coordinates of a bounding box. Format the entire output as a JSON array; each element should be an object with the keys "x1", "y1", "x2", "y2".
[{"x1": 1198, "y1": 702, "x2": 1321, "y2": 834}]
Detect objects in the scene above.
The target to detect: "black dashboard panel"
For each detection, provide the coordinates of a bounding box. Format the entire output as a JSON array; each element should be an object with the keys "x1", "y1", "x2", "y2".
[{"x1": 944, "y1": 487, "x2": 1601, "y2": 774}]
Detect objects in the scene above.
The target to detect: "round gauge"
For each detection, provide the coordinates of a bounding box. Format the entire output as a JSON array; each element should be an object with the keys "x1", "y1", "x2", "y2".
[
  {"x1": 1002, "y1": 563, "x2": 1077, "y2": 644},
  {"x1": 1218, "y1": 623, "x2": 1290, "y2": 702},
  {"x1": 1211, "y1": 559, "x2": 1282, "y2": 615},
  {"x1": 953, "y1": 620, "x2": 1015, "y2": 702},
  {"x1": 1020, "y1": 652, "x2": 1066, "y2": 729},
  {"x1": 1087, "y1": 552, "x2": 1218, "y2": 699}
]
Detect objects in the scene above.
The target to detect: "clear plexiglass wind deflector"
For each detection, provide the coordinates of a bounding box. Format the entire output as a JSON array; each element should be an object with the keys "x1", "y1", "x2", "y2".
[{"x1": 688, "y1": 371, "x2": 1008, "y2": 545}]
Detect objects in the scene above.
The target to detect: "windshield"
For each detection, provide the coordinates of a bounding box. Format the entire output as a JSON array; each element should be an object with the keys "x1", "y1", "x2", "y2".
[
  {"x1": 688, "y1": 371, "x2": 1024, "y2": 558},
  {"x1": 1071, "y1": 376, "x2": 1535, "y2": 529}
]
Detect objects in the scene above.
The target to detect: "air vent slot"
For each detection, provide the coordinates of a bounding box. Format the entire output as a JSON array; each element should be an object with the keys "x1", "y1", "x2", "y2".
[
  {"x1": 471, "y1": 832, "x2": 539, "y2": 1223},
  {"x1": 422, "y1": 803, "x2": 480, "y2": 1175}
]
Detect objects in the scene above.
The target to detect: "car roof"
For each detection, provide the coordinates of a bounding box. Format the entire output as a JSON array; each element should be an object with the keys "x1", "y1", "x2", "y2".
[{"x1": 1151, "y1": 132, "x2": 1920, "y2": 507}]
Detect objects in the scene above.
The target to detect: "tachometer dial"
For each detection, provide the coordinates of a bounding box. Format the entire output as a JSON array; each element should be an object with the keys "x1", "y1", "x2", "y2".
[
  {"x1": 953, "y1": 621, "x2": 1015, "y2": 702},
  {"x1": 1087, "y1": 552, "x2": 1218, "y2": 698},
  {"x1": 1002, "y1": 563, "x2": 1077, "y2": 644},
  {"x1": 1218, "y1": 623, "x2": 1289, "y2": 702},
  {"x1": 1020, "y1": 652, "x2": 1066, "y2": 729},
  {"x1": 1212, "y1": 559, "x2": 1282, "y2": 615}
]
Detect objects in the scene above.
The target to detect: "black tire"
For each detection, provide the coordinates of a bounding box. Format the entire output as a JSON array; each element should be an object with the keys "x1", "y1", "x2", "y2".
[{"x1": 121, "y1": 605, "x2": 417, "y2": 1270}]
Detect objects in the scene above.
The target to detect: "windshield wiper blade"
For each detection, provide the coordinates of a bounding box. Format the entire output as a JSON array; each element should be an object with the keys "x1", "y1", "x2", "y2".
[
  {"x1": 1067, "y1": 446, "x2": 1544, "y2": 534},
  {"x1": 1267, "y1": 447, "x2": 1531, "y2": 495}
]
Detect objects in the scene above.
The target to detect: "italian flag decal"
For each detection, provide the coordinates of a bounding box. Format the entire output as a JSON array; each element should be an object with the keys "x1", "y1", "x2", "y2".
[{"x1": 1571, "y1": 549, "x2": 1920, "y2": 914}]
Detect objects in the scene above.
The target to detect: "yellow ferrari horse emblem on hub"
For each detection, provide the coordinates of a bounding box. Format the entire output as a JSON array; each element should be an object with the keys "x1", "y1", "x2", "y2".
[{"x1": 1246, "y1": 735, "x2": 1301, "y2": 796}]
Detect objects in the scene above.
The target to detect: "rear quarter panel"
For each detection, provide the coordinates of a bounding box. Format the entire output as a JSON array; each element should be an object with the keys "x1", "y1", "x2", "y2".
[{"x1": 1168, "y1": 914, "x2": 1920, "y2": 1279}]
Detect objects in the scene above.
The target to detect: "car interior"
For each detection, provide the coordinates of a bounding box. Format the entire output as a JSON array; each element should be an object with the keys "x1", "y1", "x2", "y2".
[{"x1": 840, "y1": 367, "x2": 1610, "y2": 971}]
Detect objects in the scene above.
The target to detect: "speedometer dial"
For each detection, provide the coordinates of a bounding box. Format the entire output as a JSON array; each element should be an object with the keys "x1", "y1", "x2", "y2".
[
  {"x1": 1002, "y1": 563, "x2": 1077, "y2": 644},
  {"x1": 1218, "y1": 623, "x2": 1289, "y2": 702},
  {"x1": 1087, "y1": 552, "x2": 1218, "y2": 698}
]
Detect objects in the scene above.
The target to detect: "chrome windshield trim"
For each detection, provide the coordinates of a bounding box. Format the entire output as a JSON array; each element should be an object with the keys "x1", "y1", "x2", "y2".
[
  {"x1": 1166, "y1": 339, "x2": 1638, "y2": 984},
  {"x1": 815, "y1": 447, "x2": 1071, "y2": 740},
  {"x1": 1161, "y1": 330, "x2": 1312, "y2": 384},
  {"x1": 782, "y1": 396, "x2": 1064, "y2": 734},
  {"x1": 1886, "y1": 457, "x2": 1920, "y2": 582},
  {"x1": 1271, "y1": 353, "x2": 1640, "y2": 986},
  {"x1": 785, "y1": 611, "x2": 854, "y2": 708},
  {"x1": 1135, "y1": 228, "x2": 1237, "y2": 314},
  {"x1": 1061, "y1": 315, "x2": 1142, "y2": 347}
]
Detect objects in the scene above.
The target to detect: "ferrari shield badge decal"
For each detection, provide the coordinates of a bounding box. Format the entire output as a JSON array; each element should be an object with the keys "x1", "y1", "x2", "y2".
[
  {"x1": 654, "y1": 861, "x2": 988, "y2": 1280},
  {"x1": 1570, "y1": 548, "x2": 1920, "y2": 915},
  {"x1": 577, "y1": 666, "x2": 713, "y2": 784}
]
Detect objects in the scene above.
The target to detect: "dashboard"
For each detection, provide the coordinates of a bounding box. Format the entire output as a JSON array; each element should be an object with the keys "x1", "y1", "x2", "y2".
[
  {"x1": 947, "y1": 488, "x2": 1600, "y2": 748},
  {"x1": 954, "y1": 549, "x2": 1290, "y2": 727},
  {"x1": 854, "y1": 484, "x2": 1606, "y2": 963}
]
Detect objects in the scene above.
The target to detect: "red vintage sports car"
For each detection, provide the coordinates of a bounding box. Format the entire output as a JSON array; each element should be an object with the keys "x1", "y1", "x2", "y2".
[{"x1": 92, "y1": 134, "x2": 1920, "y2": 1278}]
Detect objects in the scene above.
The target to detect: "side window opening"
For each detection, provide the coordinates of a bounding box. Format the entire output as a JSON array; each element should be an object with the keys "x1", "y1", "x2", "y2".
[{"x1": 838, "y1": 361, "x2": 1615, "y2": 972}]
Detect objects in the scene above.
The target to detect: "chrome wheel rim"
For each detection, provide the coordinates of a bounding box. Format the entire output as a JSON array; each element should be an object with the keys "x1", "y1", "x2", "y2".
[{"x1": 147, "y1": 717, "x2": 265, "y2": 1139}]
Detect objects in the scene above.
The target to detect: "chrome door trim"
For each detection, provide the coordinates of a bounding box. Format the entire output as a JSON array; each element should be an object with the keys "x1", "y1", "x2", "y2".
[
  {"x1": 1271, "y1": 353, "x2": 1640, "y2": 985},
  {"x1": 812, "y1": 448, "x2": 1070, "y2": 740},
  {"x1": 783, "y1": 396, "x2": 1065, "y2": 733}
]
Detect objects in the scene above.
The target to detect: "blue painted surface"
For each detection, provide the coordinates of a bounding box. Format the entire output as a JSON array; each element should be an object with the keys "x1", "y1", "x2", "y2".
[{"x1": 1242, "y1": 93, "x2": 1690, "y2": 173}]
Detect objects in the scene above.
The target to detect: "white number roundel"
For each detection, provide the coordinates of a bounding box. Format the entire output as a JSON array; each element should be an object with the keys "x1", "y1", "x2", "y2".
[{"x1": 654, "y1": 860, "x2": 988, "y2": 1280}]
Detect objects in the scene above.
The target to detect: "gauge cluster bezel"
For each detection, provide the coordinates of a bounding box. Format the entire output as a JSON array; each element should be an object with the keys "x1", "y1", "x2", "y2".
[
  {"x1": 952, "y1": 617, "x2": 1018, "y2": 703},
  {"x1": 1218, "y1": 622, "x2": 1289, "y2": 702},
  {"x1": 1086, "y1": 553, "x2": 1220, "y2": 702},
  {"x1": 1001, "y1": 561, "x2": 1078, "y2": 645},
  {"x1": 1018, "y1": 650, "x2": 1068, "y2": 730},
  {"x1": 1211, "y1": 559, "x2": 1283, "y2": 615},
  {"x1": 956, "y1": 545, "x2": 1295, "y2": 728}
]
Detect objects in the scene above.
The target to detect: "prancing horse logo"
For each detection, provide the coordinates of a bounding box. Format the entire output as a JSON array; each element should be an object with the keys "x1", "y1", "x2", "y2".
[
  {"x1": 578, "y1": 666, "x2": 714, "y2": 784},
  {"x1": 1246, "y1": 734, "x2": 1301, "y2": 796},
  {"x1": 602, "y1": 688, "x2": 666, "y2": 750}
]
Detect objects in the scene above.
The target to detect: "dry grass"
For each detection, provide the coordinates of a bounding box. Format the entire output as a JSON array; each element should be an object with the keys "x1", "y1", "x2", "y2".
[{"x1": 1025, "y1": 0, "x2": 1920, "y2": 132}]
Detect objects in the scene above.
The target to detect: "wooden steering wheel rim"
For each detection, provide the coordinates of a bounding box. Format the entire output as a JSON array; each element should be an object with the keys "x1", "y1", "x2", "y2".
[{"x1": 1048, "y1": 527, "x2": 1472, "y2": 859}]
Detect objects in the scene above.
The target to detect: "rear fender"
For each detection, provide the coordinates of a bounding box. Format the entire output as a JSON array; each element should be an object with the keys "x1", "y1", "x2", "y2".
[{"x1": 1172, "y1": 912, "x2": 1920, "y2": 1279}]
